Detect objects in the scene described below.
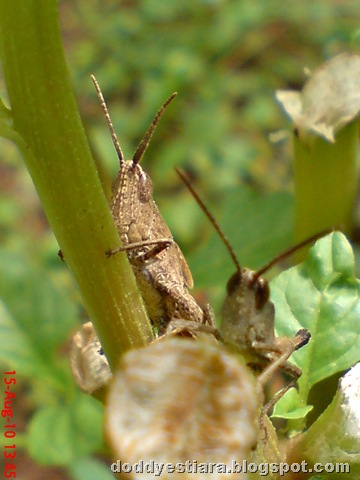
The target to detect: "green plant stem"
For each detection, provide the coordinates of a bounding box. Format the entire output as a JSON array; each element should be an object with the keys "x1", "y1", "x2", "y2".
[
  {"x1": 293, "y1": 120, "x2": 359, "y2": 245},
  {"x1": 0, "y1": 0, "x2": 153, "y2": 369}
]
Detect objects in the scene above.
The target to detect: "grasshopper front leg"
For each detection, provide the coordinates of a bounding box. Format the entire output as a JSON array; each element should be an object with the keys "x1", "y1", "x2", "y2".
[
  {"x1": 106, "y1": 238, "x2": 173, "y2": 258},
  {"x1": 258, "y1": 329, "x2": 311, "y2": 414}
]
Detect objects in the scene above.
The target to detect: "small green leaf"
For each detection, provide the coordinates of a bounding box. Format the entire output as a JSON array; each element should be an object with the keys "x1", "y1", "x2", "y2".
[
  {"x1": 272, "y1": 389, "x2": 313, "y2": 419},
  {"x1": 68, "y1": 457, "x2": 115, "y2": 480},
  {"x1": 271, "y1": 232, "x2": 360, "y2": 417},
  {"x1": 27, "y1": 393, "x2": 104, "y2": 466}
]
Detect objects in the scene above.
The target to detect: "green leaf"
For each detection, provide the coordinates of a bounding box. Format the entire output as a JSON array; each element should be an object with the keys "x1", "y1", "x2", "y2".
[
  {"x1": 27, "y1": 393, "x2": 104, "y2": 466},
  {"x1": 271, "y1": 232, "x2": 360, "y2": 417},
  {"x1": 287, "y1": 363, "x2": 360, "y2": 478},
  {"x1": 0, "y1": 300, "x2": 39, "y2": 376},
  {"x1": 272, "y1": 389, "x2": 313, "y2": 419},
  {"x1": 69, "y1": 457, "x2": 115, "y2": 480},
  {"x1": 0, "y1": 248, "x2": 80, "y2": 394},
  {"x1": 0, "y1": 249, "x2": 78, "y2": 359}
]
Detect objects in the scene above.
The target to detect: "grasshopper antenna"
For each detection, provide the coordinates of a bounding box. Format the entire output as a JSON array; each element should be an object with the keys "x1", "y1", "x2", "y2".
[
  {"x1": 177, "y1": 167, "x2": 334, "y2": 280},
  {"x1": 132, "y1": 92, "x2": 177, "y2": 166},
  {"x1": 253, "y1": 228, "x2": 335, "y2": 280},
  {"x1": 176, "y1": 168, "x2": 242, "y2": 275},
  {"x1": 91, "y1": 75, "x2": 125, "y2": 168}
]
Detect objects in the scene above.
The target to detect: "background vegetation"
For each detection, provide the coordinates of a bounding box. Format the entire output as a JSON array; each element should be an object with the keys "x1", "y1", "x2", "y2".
[{"x1": 1, "y1": 1, "x2": 360, "y2": 478}]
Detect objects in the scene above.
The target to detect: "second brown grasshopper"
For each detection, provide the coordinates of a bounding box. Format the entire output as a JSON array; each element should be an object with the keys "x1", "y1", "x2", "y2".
[
  {"x1": 92, "y1": 77, "x2": 205, "y2": 334},
  {"x1": 176, "y1": 169, "x2": 327, "y2": 409}
]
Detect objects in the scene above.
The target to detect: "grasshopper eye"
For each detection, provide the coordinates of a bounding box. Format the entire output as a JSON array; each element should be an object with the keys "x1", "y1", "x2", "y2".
[
  {"x1": 226, "y1": 271, "x2": 242, "y2": 294},
  {"x1": 252, "y1": 278, "x2": 270, "y2": 309},
  {"x1": 138, "y1": 170, "x2": 153, "y2": 202}
]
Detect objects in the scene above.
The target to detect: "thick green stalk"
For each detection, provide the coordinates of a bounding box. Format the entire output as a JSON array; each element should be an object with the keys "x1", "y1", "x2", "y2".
[
  {"x1": 294, "y1": 120, "x2": 359, "y2": 244},
  {"x1": 0, "y1": 1, "x2": 153, "y2": 369}
]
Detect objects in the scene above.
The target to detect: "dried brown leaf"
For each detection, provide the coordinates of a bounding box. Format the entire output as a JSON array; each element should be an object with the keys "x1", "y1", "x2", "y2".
[{"x1": 106, "y1": 338, "x2": 261, "y2": 479}]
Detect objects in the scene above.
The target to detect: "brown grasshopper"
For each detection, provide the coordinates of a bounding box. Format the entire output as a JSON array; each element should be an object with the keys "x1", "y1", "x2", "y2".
[
  {"x1": 176, "y1": 168, "x2": 327, "y2": 409},
  {"x1": 92, "y1": 77, "x2": 205, "y2": 334}
]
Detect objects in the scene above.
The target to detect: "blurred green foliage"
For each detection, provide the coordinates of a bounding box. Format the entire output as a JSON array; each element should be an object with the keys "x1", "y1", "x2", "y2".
[
  {"x1": 62, "y1": 0, "x2": 360, "y2": 304},
  {"x1": 64, "y1": 1, "x2": 358, "y2": 229},
  {"x1": 0, "y1": 0, "x2": 360, "y2": 478},
  {"x1": 2, "y1": 0, "x2": 360, "y2": 292}
]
